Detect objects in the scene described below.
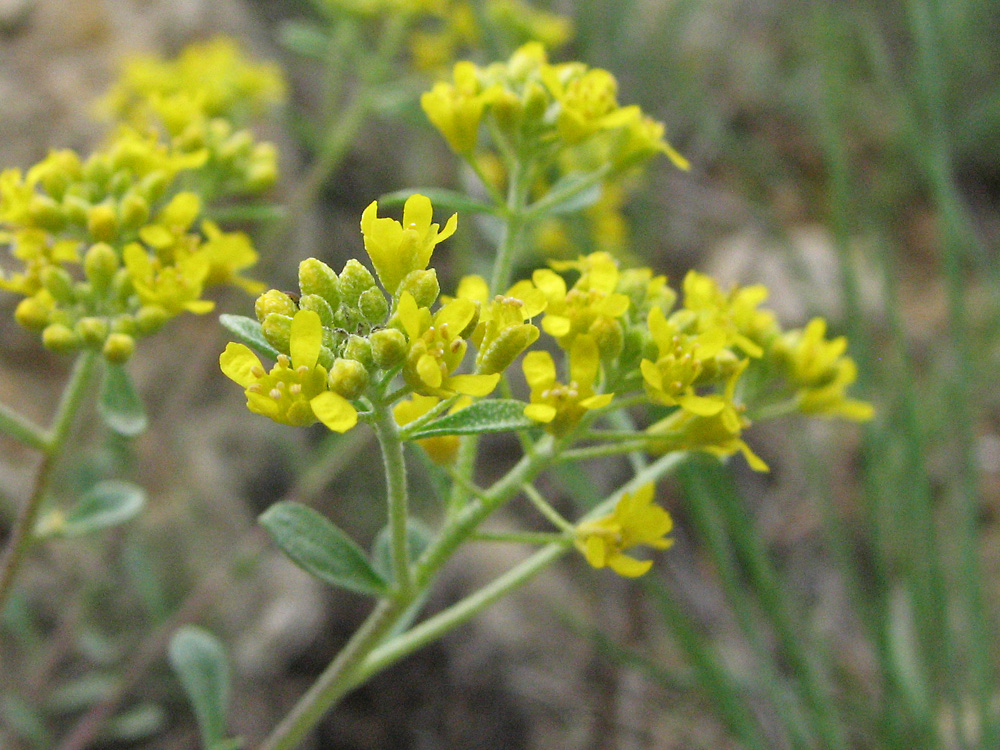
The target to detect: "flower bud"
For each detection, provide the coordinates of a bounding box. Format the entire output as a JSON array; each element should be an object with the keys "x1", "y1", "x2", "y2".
[
  {"x1": 62, "y1": 195, "x2": 91, "y2": 226},
  {"x1": 135, "y1": 305, "x2": 169, "y2": 335},
  {"x1": 28, "y1": 195, "x2": 66, "y2": 232},
  {"x1": 118, "y1": 192, "x2": 150, "y2": 231},
  {"x1": 359, "y1": 287, "x2": 389, "y2": 326},
  {"x1": 255, "y1": 290, "x2": 297, "y2": 322},
  {"x1": 343, "y1": 335, "x2": 374, "y2": 370},
  {"x1": 42, "y1": 323, "x2": 79, "y2": 353},
  {"x1": 84, "y1": 242, "x2": 120, "y2": 290},
  {"x1": 218, "y1": 130, "x2": 254, "y2": 163},
  {"x1": 298, "y1": 258, "x2": 339, "y2": 308},
  {"x1": 112, "y1": 315, "x2": 137, "y2": 335},
  {"x1": 590, "y1": 317, "x2": 624, "y2": 360},
  {"x1": 339, "y1": 259, "x2": 377, "y2": 306},
  {"x1": 398, "y1": 269, "x2": 439, "y2": 309},
  {"x1": 82, "y1": 154, "x2": 111, "y2": 186},
  {"x1": 522, "y1": 81, "x2": 550, "y2": 128},
  {"x1": 102, "y1": 332, "x2": 135, "y2": 363},
  {"x1": 370, "y1": 327, "x2": 407, "y2": 369},
  {"x1": 75, "y1": 317, "x2": 108, "y2": 346},
  {"x1": 139, "y1": 171, "x2": 170, "y2": 203},
  {"x1": 262, "y1": 312, "x2": 293, "y2": 353},
  {"x1": 328, "y1": 358, "x2": 369, "y2": 400},
  {"x1": 14, "y1": 296, "x2": 51, "y2": 330},
  {"x1": 41, "y1": 266, "x2": 76, "y2": 304},
  {"x1": 299, "y1": 293, "x2": 336, "y2": 328},
  {"x1": 490, "y1": 89, "x2": 523, "y2": 134},
  {"x1": 478, "y1": 324, "x2": 539, "y2": 375},
  {"x1": 87, "y1": 203, "x2": 117, "y2": 243}
]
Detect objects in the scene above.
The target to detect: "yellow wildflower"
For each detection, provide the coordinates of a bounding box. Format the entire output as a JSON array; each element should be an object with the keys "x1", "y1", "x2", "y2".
[
  {"x1": 523, "y1": 334, "x2": 612, "y2": 435},
  {"x1": 421, "y1": 62, "x2": 500, "y2": 154},
  {"x1": 361, "y1": 194, "x2": 457, "y2": 296},
  {"x1": 456, "y1": 274, "x2": 545, "y2": 375},
  {"x1": 681, "y1": 271, "x2": 776, "y2": 358},
  {"x1": 575, "y1": 483, "x2": 673, "y2": 577},
  {"x1": 122, "y1": 242, "x2": 213, "y2": 316},
  {"x1": 199, "y1": 220, "x2": 264, "y2": 293},
  {"x1": 220, "y1": 310, "x2": 357, "y2": 432}
]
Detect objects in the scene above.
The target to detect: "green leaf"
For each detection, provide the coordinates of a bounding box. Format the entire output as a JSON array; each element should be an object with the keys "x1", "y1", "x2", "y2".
[
  {"x1": 43, "y1": 480, "x2": 146, "y2": 538},
  {"x1": 99, "y1": 363, "x2": 147, "y2": 437},
  {"x1": 377, "y1": 188, "x2": 498, "y2": 216},
  {"x1": 104, "y1": 703, "x2": 168, "y2": 743},
  {"x1": 169, "y1": 626, "x2": 231, "y2": 748},
  {"x1": 405, "y1": 399, "x2": 534, "y2": 439},
  {"x1": 529, "y1": 170, "x2": 604, "y2": 217},
  {"x1": 277, "y1": 20, "x2": 329, "y2": 59},
  {"x1": 259, "y1": 502, "x2": 387, "y2": 596},
  {"x1": 219, "y1": 314, "x2": 281, "y2": 362},
  {"x1": 371, "y1": 519, "x2": 432, "y2": 584}
]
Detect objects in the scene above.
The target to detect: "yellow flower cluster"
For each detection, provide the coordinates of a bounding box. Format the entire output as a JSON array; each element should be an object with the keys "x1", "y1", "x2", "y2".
[
  {"x1": 576, "y1": 483, "x2": 673, "y2": 578},
  {"x1": 98, "y1": 37, "x2": 283, "y2": 199},
  {"x1": 0, "y1": 40, "x2": 278, "y2": 361},
  {"x1": 421, "y1": 43, "x2": 687, "y2": 174}
]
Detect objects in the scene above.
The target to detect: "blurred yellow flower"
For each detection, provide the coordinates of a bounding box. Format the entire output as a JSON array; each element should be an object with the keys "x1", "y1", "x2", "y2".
[{"x1": 576, "y1": 483, "x2": 673, "y2": 577}]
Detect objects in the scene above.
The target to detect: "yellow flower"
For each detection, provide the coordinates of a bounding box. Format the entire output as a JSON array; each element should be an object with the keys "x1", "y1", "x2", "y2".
[
  {"x1": 523, "y1": 334, "x2": 612, "y2": 435},
  {"x1": 421, "y1": 62, "x2": 500, "y2": 154},
  {"x1": 396, "y1": 292, "x2": 500, "y2": 397},
  {"x1": 394, "y1": 394, "x2": 471, "y2": 464},
  {"x1": 360, "y1": 194, "x2": 457, "y2": 296},
  {"x1": 575, "y1": 483, "x2": 673, "y2": 577},
  {"x1": 681, "y1": 271, "x2": 776, "y2": 358},
  {"x1": 775, "y1": 318, "x2": 873, "y2": 421},
  {"x1": 122, "y1": 242, "x2": 213, "y2": 316},
  {"x1": 456, "y1": 274, "x2": 545, "y2": 375},
  {"x1": 220, "y1": 309, "x2": 357, "y2": 432},
  {"x1": 640, "y1": 306, "x2": 729, "y2": 417},
  {"x1": 199, "y1": 220, "x2": 264, "y2": 293}
]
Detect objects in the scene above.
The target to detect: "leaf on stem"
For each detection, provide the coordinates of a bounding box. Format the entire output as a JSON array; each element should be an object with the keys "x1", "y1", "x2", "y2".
[
  {"x1": 371, "y1": 519, "x2": 432, "y2": 584},
  {"x1": 529, "y1": 171, "x2": 603, "y2": 217},
  {"x1": 259, "y1": 501, "x2": 388, "y2": 596},
  {"x1": 168, "y1": 626, "x2": 232, "y2": 749},
  {"x1": 405, "y1": 399, "x2": 536, "y2": 439},
  {"x1": 37, "y1": 480, "x2": 146, "y2": 539},
  {"x1": 277, "y1": 20, "x2": 330, "y2": 59},
  {"x1": 219, "y1": 314, "x2": 281, "y2": 362},
  {"x1": 99, "y1": 363, "x2": 147, "y2": 436}
]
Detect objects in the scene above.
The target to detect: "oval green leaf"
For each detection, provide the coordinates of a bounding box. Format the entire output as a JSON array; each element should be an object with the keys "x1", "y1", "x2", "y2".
[
  {"x1": 258, "y1": 502, "x2": 387, "y2": 596},
  {"x1": 169, "y1": 626, "x2": 230, "y2": 747},
  {"x1": 405, "y1": 399, "x2": 535, "y2": 439},
  {"x1": 219, "y1": 314, "x2": 281, "y2": 362},
  {"x1": 371, "y1": 519, "x2": 432, "y2": 584},
  {"x1": 56, "y1": 480, "x2": 146, "y2": 538},
  {"x1": 98, "y1": 363, "x2": 147, "y2": 437}
]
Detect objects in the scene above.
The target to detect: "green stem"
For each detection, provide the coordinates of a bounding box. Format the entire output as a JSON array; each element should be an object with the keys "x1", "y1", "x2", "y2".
[
  {"x1": 0, "y1": 401, "x2": 48, "y2": 452},
  {"x1": 470, "y1": 531, "x2": 569, "y2": 545},
  {"x1": 0, "y1": 351, "x2": 98, "y2": 615},
  {"x1": 556, "y1": 441, "x2": 652, "y2": 462},
  {"x1": 522, "y1": 484, "x2": 575, "y2": 533},
  {"x1": 521, "y1": 164, "x2": 611, "y2": 222},
  {"x1": 371, "y1": 401, "x2": 413, "y2": 597}
]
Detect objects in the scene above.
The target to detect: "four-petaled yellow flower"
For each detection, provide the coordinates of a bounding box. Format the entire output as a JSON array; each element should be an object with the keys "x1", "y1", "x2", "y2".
[
  {"x1": 576, "y1": 483, "x2": 673, "y2": 577},
  {"x1": 361, "y1": 194, "x2": 457, "y2": 296},
  {"x1": 456, "y1": 274, "x2": 546, "y2": 375},
  {"x1": 220, "y1": 309, "x2": 358, "y2": 432},
  {"x1": 420, "y1": 62, "x2": 500, "y2": 154},
  {"x1": 523, "y1": 334, "x2": 612, "y2": 435}
]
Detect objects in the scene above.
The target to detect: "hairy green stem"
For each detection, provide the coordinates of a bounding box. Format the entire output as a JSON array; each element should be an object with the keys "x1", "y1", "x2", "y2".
[
  {"x1": 0, "y1": 351, "x2": 98, "y2": 615},
  {"x1": 372, "y1": 401, "x2": 413, "y2": 596}
]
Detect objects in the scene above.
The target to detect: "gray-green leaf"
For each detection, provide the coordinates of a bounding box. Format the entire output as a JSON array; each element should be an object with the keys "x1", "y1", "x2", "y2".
[
  {"x1": 259, "y1": 502, "x2": 388, "y2": 596},
  {"x1": 528, "y1": 170, "x2": 604, "y2": 217},
  {"x1": 99, "y1": 363, "x2": 147, "y2": 436},
  {"x1": 405, "y1": 399, "x2": 534, "y2": 439},
  {"x1": 169, "y1": 626, "x2": 230, "y2": 748},
  {"x1": 219, "y1": 314, "x2": 281, "y2": 362},
  {"x1": 46, "y1": 480, "x2": 146, "y2": 538},
  {"x1": 371, "y1": 520, "x2": 432, "y2": 584}
]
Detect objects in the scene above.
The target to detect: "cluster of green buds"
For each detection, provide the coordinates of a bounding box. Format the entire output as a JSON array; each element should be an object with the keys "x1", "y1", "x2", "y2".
[
  {"x1": 421, "y1": 42, "x2": 688, "y2": 175},
  {"x1": 98, "y1": 36, "x2": 283, "y2": 199},
  {"x1": 0, "y1": 40, "x2": 280, "y2": 361}
]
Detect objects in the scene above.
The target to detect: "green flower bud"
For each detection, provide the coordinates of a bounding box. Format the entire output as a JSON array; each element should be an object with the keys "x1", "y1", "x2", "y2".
[
  {"x1": 84, "y1": 242, "x2": 120, "y2": 290},
  {"x1": 108, "y1": 169, "x2": 133, "y2": 197},
  {"x1": 328, "y1": 358, "x2": 369, "y2": 400},
  {"x1": 139, "y1": 171, "x2": 170, "y2": 203},
  {"x1": 28, "y1": 195, "x2": 66, "y2": 232},
  {"x1": 103, "y1": 332, "x2": 135, "y2": 363},
  {"x1": 343, "y1": 335, "x2": 374, "y2": 370},
  {"x1": 397, "y1": 269, "x2": 439, "y2": 309},
  {"x1": 118, "y1": 192, "x2": 150, "y2": 231},
  {"x1": 135, "y1": 305, "x2": 169, "y2": 335},
  {"x1": 590, "y1": 317, "x2": 624, "y2": 360},
  {"x1": 262, "y1": 312, "x2": 293, "y2": 353},
  {"x1": 359, "y1": 287, "x2": 389, "y2": 326},
  {"x1": 478, "y1": 324, "x2": 539, "y2": 375},
  {"x1": 522, "y1": 81, "x2": 550, "y2": 128},
  {"x1": 76, "y1": 317, "x2": 108, "y2": 346},
  {"x1": 339, "y1": 259, "x2": 377, "y2": 307},
  {"x1": 62, "y1": 195, "x2": 91, "y2": 226},
  {"x1": 42, "y1": 323, "x2": 79, "y2": 353},
  {"x1": 82, "y1": 154, "x2": 111, "y2": 186},
  {"x1": 299, "y1": 294, "x2": 336, "y2": 328},
  {"x1": 41, "y1": 266, "x2": 76, "y2": 304},
  {"x1": 317, "y1": 345, "x2": 336, "y2": 371},
  {"x1": 246, "y1": 145, "x2": 278, "y2": 192},
  {"x1": 112, "y1": 268, "x2": 135, "y2": 305},
  {"x1": 255, "y1": 289, "x2": 298, "y2": 322},
  {"x1": 218, "y1": 130, "x2": 254, "y2": 163},
  {"x1": 112, "y1": 315, "x2": 138, "y2": 336},
  {"x1": 298, "y1": 259, "x2": 339, "y2": 308},
  {"x1": 14, "y1": 296, "x2": 51, "y2": 330},
  {"x1": 491, "y1": 89, "x2": 524, "y2": 134},
  {"x1": 87, "y1": 203, "x2": 118, "y2": 243},
  {"x1": 370, "y1": 327, "x2": 407, "y2": 369}
]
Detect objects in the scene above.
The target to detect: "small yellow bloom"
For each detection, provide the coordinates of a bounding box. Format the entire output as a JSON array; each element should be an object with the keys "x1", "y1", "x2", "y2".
[
  {"x1": 576, "y1": 483, "x2": 673, "y2": 577},
  {"x1": 123, "y1": 242, "x2": 214, "y2": 316},
  {"x1": 220, "y1": 309, "x2": 357, "y2": 432},
  {"x1": 360, "y1": 194, "x2": 457, "y2": 296},
  {"x1": 682, "y1": 271, "x2": 776, "y2": 358},
  {"x1": 456, "y1": 274, "x2": 546, "y2": 375},
  {"x1": 199, "y1": 220, "x2": 264, "y2": 293},
  {"x1": 421, "y1": 62, "x2": 500, "y2": 154},
  {"x1": 523, "y1": 334, "x2": 612, "y2": 435}
]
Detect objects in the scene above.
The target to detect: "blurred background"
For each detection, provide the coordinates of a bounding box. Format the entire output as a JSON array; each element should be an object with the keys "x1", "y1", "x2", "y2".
[{"x1": 2, "y1": 0, "x2": 1000, "y2": 747}]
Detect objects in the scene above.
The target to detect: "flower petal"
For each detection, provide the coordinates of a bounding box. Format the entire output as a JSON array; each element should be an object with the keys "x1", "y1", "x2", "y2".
[
  {"x1": 310, "y1": 391, "x2": 358, "y2": 433},
  {"x1": 220, "y1": 342, "x2": 262, "y2": 388},
  {"x1": 290, "y1": 309, "x2": 322, "y2": 370}
]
